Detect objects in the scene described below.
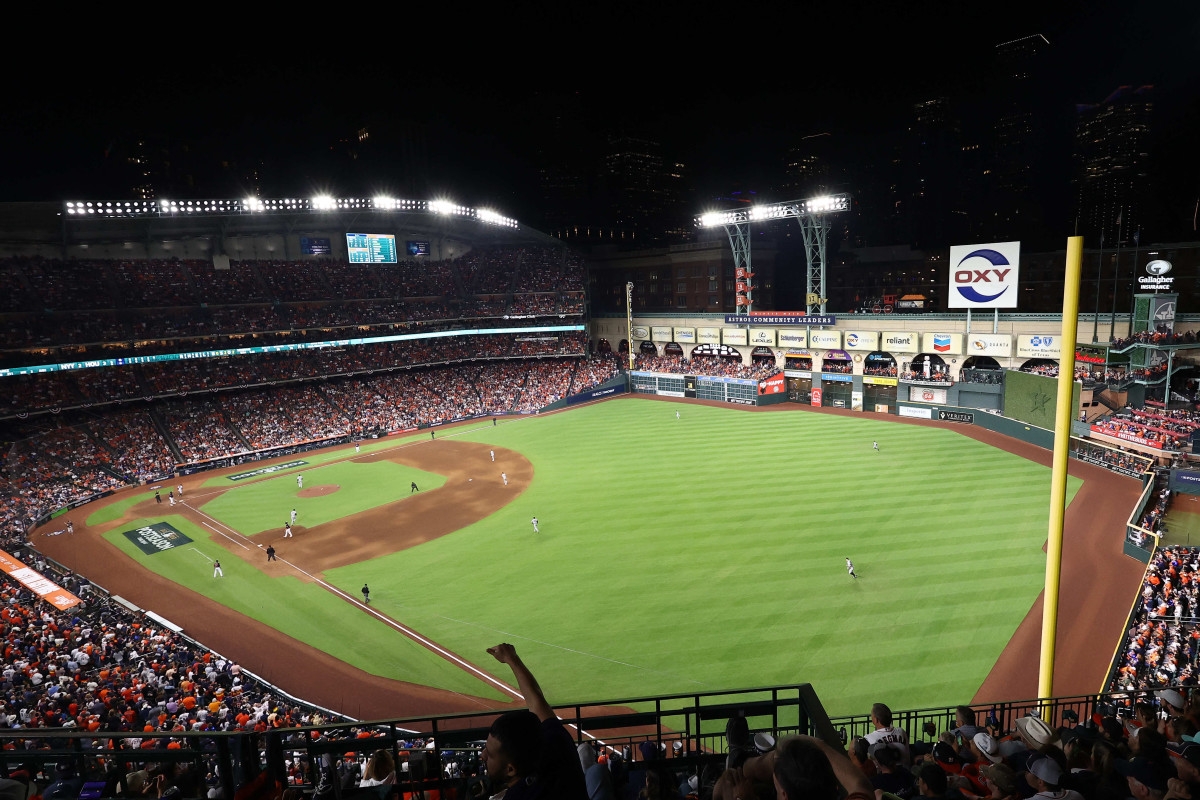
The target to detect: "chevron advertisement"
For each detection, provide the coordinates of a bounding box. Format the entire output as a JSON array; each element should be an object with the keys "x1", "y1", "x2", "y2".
[
  {"x1": 924, "y1": 333, "x2": 963, "y2": 355},
  {"x1": 948, "y1": 241, "x2": 1021, "y2": 308}
]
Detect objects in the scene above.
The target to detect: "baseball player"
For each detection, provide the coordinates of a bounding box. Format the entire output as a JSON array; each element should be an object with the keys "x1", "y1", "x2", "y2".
[
  {"x1": 284, "y1": 522, "x2": 292, "y2": 538},
  {"x1": 676, "y1": 411, "x2": 680, "y2": 420},
  {"x1": 872, "y1": 441, "x2": 879, "y2": 452},
  {"x1": 531, "y1": 517, "x2": 539, "y2": 533},
  {"x1": 155, "y1": 490, "x2": 161, "y2": 504},
  {"x1": 490, "y1": 450, "x2": 495, "y2": 462},
  {"x1": 66, "y1": 520, "x2": 74, "y2": 535},
  {"x1": 213, "y1": 560, "x2": 223, "y2": 578},
  {"x1": 176, "y1": 484, "x2": 184, "y2": 497},
  {"x1": 168, "y1": 492, "x2": 176, "y2": 507},
  {"x1": 411, "y1": 481, "x2": 419, "y2": 493},
  {"x1": 502, "y1": 472, "x2": 508, "y2": 486},
  {"x1": 290, "y1": 508, "x2": 297, "y2": 525},
  {"x1": 355, "y1": 442, "x2": 360, "y2": 454},
  {"x1": 846, "y1": 558, "x2": 858, "y2": 579},
  {"x1": 297, "y1": 474, "x2": 304, "y2": 489}
]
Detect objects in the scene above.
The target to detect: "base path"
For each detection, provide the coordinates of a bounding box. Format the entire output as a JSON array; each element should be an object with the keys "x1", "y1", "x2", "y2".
[{"x1": 38, "y1": 424, "x2": 535, "y2": 721}]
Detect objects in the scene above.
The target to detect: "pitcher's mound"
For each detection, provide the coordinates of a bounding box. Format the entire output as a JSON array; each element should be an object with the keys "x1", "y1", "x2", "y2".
[{"x1": 298, "y1": 485, "x2": 340, "y2": 498}]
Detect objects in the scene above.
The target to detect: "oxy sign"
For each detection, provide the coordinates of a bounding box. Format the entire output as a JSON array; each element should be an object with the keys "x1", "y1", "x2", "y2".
[{"x1": 948, "y1": 241, "x2": 1021, "y2": 308}]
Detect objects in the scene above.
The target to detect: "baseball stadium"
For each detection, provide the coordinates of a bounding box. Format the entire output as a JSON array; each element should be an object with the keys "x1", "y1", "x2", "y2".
[{"x1": 0, "y1": 198, "x2": 1196, "y2": 798}]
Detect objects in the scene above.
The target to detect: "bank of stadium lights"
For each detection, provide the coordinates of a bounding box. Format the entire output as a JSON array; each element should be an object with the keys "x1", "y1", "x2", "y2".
[
  {"x1": 695, "y1": 194, "x2": 851, "y2": 229},
  {"x1": 64, "y1": 197, "x2": 519, "y2": 228}
]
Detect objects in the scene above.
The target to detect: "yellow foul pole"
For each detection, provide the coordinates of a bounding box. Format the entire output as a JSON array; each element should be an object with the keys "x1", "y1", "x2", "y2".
[{"x1": 1039, "y1": 235, "x2": 1084, "y2": 702}]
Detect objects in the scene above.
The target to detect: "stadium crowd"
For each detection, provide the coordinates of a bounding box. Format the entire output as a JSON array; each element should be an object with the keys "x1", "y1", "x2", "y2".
[{"x1": 0, "y1": 356, "x2": 621, "y2": 538}]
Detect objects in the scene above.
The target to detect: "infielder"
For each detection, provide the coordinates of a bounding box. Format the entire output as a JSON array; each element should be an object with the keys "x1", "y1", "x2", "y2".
[
  {"x1": 213, "y1": 559, "x2": 223, "y2": 578},
  {"x1": 168, "y1": 492, "x2": 176, "y2": 507},
  {"x1": 176, "y1": 484, "x2": 184, "y2": 497},
  {"x1": 502, "y1": 472, "x2": 508, "y2": 486},
  {"x1": 490, "y1": 450, "x2": 495, "y2": 462},
  {"x1": 284, "y1": 522, "x2": 292, "y2": 538},
  {"x1": 846, "y1": 558, "x2": 857, "y2": 579},
  {"x1": 290, "y1": 508, "x2": 297, "y2": 525},
  {"x1": 297, "y1": 474, "x2": 304, "y2": 489}
]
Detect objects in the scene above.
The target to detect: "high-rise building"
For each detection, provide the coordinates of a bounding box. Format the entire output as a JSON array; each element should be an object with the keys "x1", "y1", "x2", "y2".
[{"x1": 1072, "y1": 85, "x2": 1154, "y2": 246}]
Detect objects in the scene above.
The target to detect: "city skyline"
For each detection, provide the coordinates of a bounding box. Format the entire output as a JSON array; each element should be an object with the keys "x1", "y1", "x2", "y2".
[{"x1": 3, "y1": 2, "x2": 1196, "y2": 250}]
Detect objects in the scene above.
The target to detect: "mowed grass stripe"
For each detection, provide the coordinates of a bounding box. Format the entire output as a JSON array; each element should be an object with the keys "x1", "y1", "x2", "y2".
[{"x1": 325, "y1": 398, "x2": 1075, "y2": 715}]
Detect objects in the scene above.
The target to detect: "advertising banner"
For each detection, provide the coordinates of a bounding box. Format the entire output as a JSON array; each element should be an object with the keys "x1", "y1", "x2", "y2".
[
  {"x1": 966, "y1": 333, "x2": 1013, "y2": 357},
  {"x1": 725, "y1": 313, "x2": 836, "y2": 325},
  {"x1": 697, "y1": 327, "x2": 721, "y2": 344},
  {"x1": 938, "y1": 410, "x2": 975, "y2": 423},
  {"x1": 909, "y1": 386, "x2": 948, "y2": 404},
  {"x1": 228, "y1": 460, "x2": 309, "y2": 481},
  {"x1": 1151, "y1": 294, "x2": 1177, "y2": 327},
  {"x1": 822, "y1": 373, "x2": 853, "y2": 382},
  {"x1": 631, "y1": 325, "x2": 650, "y2": 340},
  {"x1": 881, "y1": 331, "x2": 920, "y2": 353},
  {"x1": 0, "y1": 551, "x2": 81, "y2": 610},
  {"x1": 924, "y1": 333, "x2": 963, "y2": 355},
  {"x1": 1090, "y1": 425, "x2": 1164, "y2": 449},
  {"x1": 1016, "y1": 334, "x2": 1061, "y2": 359},
  {"x1": 811, "y1": 388, "x2": 823, "y2": 407},
  {"x1": 899, "y1": 405, "x2": 933, "y2": 419},
  {"x1": 809, "y1": 330, "x2": 842, "y2": 349},
  {"x1": 674, "y1": 327, "x2": 696, "y2": 343},
  {"x1": 844, "y1": 331, "x2": 879, "y2": 351},
  {"x1": 651, "y1": 326, "x2": 673, "y2": 342},
  {"x1": 875, "y1": 404, "x2": 891, "y2": 413},
  {"x1": 123, "y1": 522, "x2": 194, "y2": 554},
  {"x1": 851, "y1": 391, "x2": 863, "y2": 411},
  {"x1": 758, "y1": 373, "x2": 786, "y2": 395},
  {"x1": 749, "y1": 328, "x2": 777, "y2": 346},
  {"x1": 862, "y1": 376, "x2": 898, "y2": 386},
  {"x1": 778, "y1": 329, "x2": 807, "y2": 347},
  {"x1": 723, "y1": 328, "x2": 748, "y2": 345},
  {"x1": 948, "y1": 240, "x2": 1021, "y2": 308}
]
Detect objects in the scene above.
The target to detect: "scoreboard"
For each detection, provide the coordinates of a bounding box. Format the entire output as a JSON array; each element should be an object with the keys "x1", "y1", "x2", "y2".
[{"x1": 346, "y1": 232, "x2": 398, "y2": 263}]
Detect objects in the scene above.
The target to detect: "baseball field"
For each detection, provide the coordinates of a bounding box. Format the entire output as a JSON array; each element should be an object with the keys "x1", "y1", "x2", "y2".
[{"x1": 45, "y1": 396, "x2": 1146, "y2": 721}]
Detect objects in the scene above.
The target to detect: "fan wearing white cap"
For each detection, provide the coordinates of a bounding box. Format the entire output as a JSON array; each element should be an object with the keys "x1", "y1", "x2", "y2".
[
  {"x1": 1026, "y1": 754, "x2": 1084, "y2": 800},
  {"x1": 960, "y1": 733, "x2": 1003, "y2": 794},
  {"x1": 1157, "y1": 689, "x2": 1186, "y2": 718}
]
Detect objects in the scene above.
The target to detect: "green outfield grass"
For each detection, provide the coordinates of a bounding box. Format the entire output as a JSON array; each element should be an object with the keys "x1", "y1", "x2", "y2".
[
  {"x1": 100, "y1": 515, "x2": 506, "y2": 701},
  {"x1": 325, "y1": 398, "x2": 1080, "y2": 717},
  {"x1": 104, "y1": 399, "x2": 1080, "y2": 717},
  {"x1": 199, "y1": 460, "x2": 444, "y2": 535}
]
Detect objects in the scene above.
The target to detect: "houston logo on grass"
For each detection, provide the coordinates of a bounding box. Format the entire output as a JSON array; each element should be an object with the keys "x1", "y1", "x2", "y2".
[{"x1": 948, "y1": 241, "x2": 1020, "y2": 308}]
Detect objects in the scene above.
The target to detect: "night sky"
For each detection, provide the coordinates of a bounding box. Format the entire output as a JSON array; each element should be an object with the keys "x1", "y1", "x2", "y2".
[{"x1": 3, "y1": 1, "x2": 1196, "y2": 223}]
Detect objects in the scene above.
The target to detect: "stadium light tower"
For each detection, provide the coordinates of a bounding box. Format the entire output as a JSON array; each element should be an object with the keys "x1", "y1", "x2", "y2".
[{"x1": 695, "y1": 193, "x2": 850, "y2": 314}]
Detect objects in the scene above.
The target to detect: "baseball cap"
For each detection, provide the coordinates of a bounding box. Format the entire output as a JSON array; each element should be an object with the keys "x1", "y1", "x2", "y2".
[
  {"x1": 1157, "y1": 689, "x2": 1186, "y2": 711},
  {"x1": 981, "y1": 764, "x2": 1018, "y2": 795},
  {"x1": 1168, "y1": 741, "x2": 1200, "y2": 769},
  {"x1": 1027, "y1": 754, "x2": 1063, "y2": 786},
  {"x1": 973, "y1": 732, "x2": 1002, "y2": 764},
  {"x1": 1116, "y1": 757, "x2": 1171, "y2": 792}
]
